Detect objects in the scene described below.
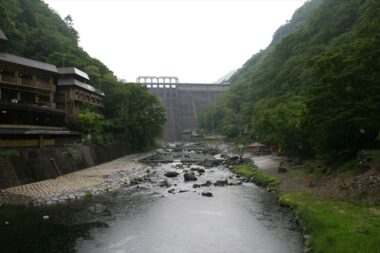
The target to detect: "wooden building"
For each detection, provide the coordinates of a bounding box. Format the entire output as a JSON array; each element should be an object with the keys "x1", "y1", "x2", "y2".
[
  {"x1": 55, "y1": 67, "x2": 105, "y2": 124},
  {"x1": 248, "y1": 142, "x2": 266, "y2": 155},
  {"x1": 0, "y1": 53, "x2": 81, "y2": 147},
  {"x1": 0, "y1": 28, "x2": 105, "y2": 147}
]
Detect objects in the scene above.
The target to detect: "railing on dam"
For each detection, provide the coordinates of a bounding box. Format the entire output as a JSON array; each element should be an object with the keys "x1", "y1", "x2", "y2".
[
  {"x1": 146, "y1": 84, "x2": 177, "y2": 89},
  {"x1": 141, "y1": 82, "x2": 229, "y2": 92},
  {"x1": 137, "y1": 76, "x2": 179, "y2": 84}
]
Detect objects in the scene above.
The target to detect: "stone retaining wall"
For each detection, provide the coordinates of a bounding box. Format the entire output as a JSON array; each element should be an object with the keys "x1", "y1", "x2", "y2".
[{"x1": 0, "y1": 144, "x2": 129, "y2": 188}]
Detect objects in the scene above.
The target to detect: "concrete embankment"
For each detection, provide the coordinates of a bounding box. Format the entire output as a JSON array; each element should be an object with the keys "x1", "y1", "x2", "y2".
[
  {"x1": 0, "y1": 144, "x2": 130, "y2": 189},
  {"x1": 0, "y1": 151, "x2": 150, "y2": 206}
]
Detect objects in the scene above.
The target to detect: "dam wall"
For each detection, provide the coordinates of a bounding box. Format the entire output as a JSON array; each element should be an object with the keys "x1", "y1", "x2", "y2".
[{"x1": 146, "y1": 83, "x2": 229, "y2": 141}]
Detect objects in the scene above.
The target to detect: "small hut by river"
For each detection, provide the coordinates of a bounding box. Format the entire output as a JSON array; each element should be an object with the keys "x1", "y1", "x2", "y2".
[{"x1": 248, "y1": 142, "x2": 266, "y2": 155}]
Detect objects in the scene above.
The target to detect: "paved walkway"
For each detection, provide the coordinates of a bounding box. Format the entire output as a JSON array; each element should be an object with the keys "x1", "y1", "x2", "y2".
[{"x1": 4, "y1": 154, "x2": 146, "y2": 198}]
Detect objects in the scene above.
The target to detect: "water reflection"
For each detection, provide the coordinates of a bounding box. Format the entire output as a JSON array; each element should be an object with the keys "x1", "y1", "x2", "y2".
[{"x1": 0, "y1": 157, "x2": 303, "y2": 253}]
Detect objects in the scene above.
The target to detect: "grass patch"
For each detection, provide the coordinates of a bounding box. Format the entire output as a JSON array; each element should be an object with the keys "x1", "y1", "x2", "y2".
[
  {"x1": 367, "y1": 150, "x2": 380, "y2": 161},
  {"x1": 280, "y1": 192, "x2": 380, "y2": 253},
  {"x1": 335, "y1": 159, "x2": 364, "y2": 176},
  {"x1": 304, "y1": 159, "x2": 360, "y2": 176},
  {"x1": 304, "y1": 161, "x2": 319, "y2": 174},
  {"x1": 231, "y1": 164, "x2": 280, "y2": 188},
  {"x1": 234, "y1": 161, "x2": 380, "y2": 252},
  {"x1": 84, "y1": 191, "x2": 93, "y2": 199},
  {"x1": 337, "y1": 159, "x2": 357, "y2": 172}
]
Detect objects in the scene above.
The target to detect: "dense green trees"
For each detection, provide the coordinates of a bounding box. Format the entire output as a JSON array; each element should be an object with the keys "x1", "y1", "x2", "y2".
[
  {"x1": 103, "y1": 84, "x2": 165, "y2": 150},
  {"x1": 0, "y1": 0, "x2": 165, "y2": 150},
  {"x1": 306, "y1": 36, "x2": 380, "y2": 160},
  {"x1": 199, "y1": 0, "x2": 380, "y2": 162},
  {"x1": 76, "y1": 110, "x2": 104, "y2": 143}
]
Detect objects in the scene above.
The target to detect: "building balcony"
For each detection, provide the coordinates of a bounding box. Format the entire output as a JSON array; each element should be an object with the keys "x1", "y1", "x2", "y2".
[
  {"x1": 0, "y1": 100, "x2": 63, "y2": 115},
  {"x1": 36, "y1": 78, "x2": 55, "y2": 91},
  {"x1": 1, "y1": 75, "x2": 18, "y2": 84},
  {"x1": 0, "y1": 74, "x2": 56, "y2": 92},
  {"x1": 0, "y1": 100, "x2": 66, "y2": 127},
  {"x1": 74, "y1": 95, "x2": 105, "y2": 108},
  {"x1": 6, "y1": 100, "x2": 56, "y2": 110}
]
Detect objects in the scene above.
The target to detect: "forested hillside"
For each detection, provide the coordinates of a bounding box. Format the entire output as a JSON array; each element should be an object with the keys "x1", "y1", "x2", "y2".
[
  {"x1": 0, "y1": 0, "x2": 165, "y2": 150},
  {"x1": 199, "y1": 0, "x2": 380, "y2": 161}
]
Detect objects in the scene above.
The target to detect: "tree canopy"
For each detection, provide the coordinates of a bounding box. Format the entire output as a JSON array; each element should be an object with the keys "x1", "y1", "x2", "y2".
[
  {"x1": 0, "y1": 0, "x2": 166, "y2": 151},
  {"x1": 199, "y1": 0, "x2": 380, "y2": 162}
]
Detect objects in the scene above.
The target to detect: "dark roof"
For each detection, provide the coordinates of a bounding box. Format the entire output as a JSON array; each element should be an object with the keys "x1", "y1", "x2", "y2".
[
  {"x1": 248, "y1": 142, "x2": 266, "y2": 147},
  {"x1": 0, "y1": 53, "x2": 58, "y2": 73},
  {"x1": 57, "y1": 78, "x2": 105, "y2": 96},
  {"x1": 58, "y1": 67, "x2": 90, "y2": 80},
  {"x1": 0, "y1": 29, "x2": 7, "y2": 40}
]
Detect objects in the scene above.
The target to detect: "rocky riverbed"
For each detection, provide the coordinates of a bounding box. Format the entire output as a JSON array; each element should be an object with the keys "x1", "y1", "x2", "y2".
[{"x1": 0, "y1": 143, "x2": 303, "y2": 253}]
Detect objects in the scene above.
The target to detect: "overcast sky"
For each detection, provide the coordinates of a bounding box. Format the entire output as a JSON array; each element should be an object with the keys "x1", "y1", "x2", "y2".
[{"x1": 43, "y1": 0, "x2": 306, "y2": 83}]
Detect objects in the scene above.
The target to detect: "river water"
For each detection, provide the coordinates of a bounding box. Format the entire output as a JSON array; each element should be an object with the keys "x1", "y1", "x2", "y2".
[{"x1": 0, "y1": 145, "x2": 303, "y2": 253}]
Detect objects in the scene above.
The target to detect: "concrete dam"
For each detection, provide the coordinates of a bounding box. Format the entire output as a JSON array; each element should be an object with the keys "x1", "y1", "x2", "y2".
[{"x1": 137, "y1": 76, "x2": 230, "y2": 141}]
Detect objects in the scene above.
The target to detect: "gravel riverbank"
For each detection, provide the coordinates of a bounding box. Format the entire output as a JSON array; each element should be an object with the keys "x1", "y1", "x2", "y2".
[{"x1": 0, "y1": 152, "x2": 152, "y2": 206}]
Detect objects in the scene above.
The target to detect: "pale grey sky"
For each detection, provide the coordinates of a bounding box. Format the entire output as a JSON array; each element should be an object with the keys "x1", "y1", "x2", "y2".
[{"x1": 43, "y1": 0, "x2": 306, "y2": 83}]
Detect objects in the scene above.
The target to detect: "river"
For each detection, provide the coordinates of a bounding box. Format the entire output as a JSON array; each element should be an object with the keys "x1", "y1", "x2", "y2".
[{"x1": 0, "y1": 144, "x2": 303, "y2": 253}]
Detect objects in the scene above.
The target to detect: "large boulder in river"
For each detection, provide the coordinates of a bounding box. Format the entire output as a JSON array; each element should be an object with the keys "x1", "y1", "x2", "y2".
[
  {"x1": 214, "y1": 180, "x2": 228, "y2": 187},
  {"x1": 191, "y1": 167, "x2": 205, "y2": 174},
  {"x1": 197, "y1": 159, "x2": 222, "y2": 168},
  {"x1": 201, "y1": 181, "x2": 213, "y2": 187},
  {"x1": 201, "y1": 191, "x2": 213, "y2": 197},
  {"x1": 88, "y1": 203, "x2": 108, "y2": 214},
  {"x1": 174, "y1": 163, "x2": 184, "y2": 169},
  {"x1": 164, "y1": 171, "x2": 179, "y2": 178},
  {"x1": 221, "y1": 154, "x2": 231, "y2": 159},
  {"x1": 158, "y1": 179, "x2": 171, "y2": 188},
  {"x1": 184, "y1": 172, "x2": 197, "y2": 181},
  {"x1": 227, "y1": 156, "x2": 241, "y2": 165},
  {"x1": 200, "y1": 159, "x2": 216, "y2": 168}
]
